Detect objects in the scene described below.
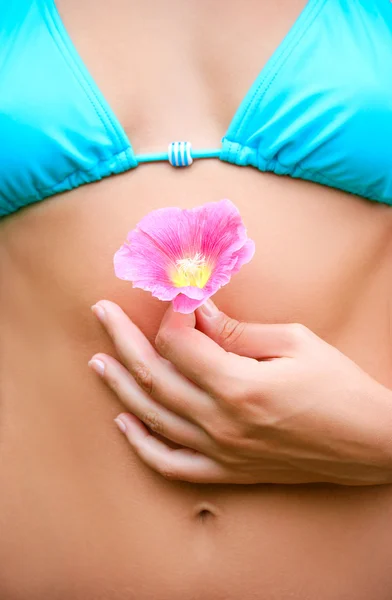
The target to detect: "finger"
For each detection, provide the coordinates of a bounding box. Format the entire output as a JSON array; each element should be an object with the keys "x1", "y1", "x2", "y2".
[
  {"x1": 114, "y1": 412, "x2": 231, "y2": 484},
  {"x1": 155, "y1": 304, "x2": 258, "y2": 395},
  {"x1": 91, "y1": 300, "x2": 158, "y2": 362},
  {"x1": 89, "y1": 354, "x2": 213, "y2": 453},
  {"x1": 91, "y1": 300, "x2": 211, "y2": 422},
  {"x1": 196, "y1": 299, "x2": 314, "y2": 358}
]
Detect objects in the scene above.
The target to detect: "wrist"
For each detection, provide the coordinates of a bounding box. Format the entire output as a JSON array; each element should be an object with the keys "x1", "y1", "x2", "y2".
[{"x1": 361, "y1": 378, "x2": 392, "y2": 484}]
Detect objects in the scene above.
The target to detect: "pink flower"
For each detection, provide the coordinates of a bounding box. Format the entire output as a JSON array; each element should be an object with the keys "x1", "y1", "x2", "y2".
[{"x1": 114, "y1": 199, "x2": 255, "y2": 313}]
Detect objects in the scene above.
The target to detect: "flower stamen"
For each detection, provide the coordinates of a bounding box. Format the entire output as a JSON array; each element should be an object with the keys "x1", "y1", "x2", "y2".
[{"x1": 172, "y1": 252, "x2": 211, "y2": 288}]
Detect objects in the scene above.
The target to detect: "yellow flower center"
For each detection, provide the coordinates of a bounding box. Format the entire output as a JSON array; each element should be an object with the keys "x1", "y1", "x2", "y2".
[{"x1": 171, "y1": 252, "x2": 211, "y2": 288}]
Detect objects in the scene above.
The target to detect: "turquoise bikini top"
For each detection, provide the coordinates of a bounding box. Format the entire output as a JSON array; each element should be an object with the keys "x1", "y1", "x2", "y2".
[{"x1": 1, "y1": 0, "x2": 392, "y2": 218}]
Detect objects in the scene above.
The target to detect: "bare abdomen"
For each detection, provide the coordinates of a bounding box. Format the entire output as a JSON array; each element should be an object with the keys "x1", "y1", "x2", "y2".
[{"x1": 1, "y1": 163, "x2": 392, "y2": 599}]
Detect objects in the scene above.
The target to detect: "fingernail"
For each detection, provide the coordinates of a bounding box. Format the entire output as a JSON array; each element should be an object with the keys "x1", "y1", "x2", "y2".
[
  {"x1": 200, "y1": 298, "x2": 219, "y2": 317},
  {"x1": 91, "y1": 303, "x2": 106, "y2": 322},
  {"x1": 114, "y1": 416, "x2": 127, "y2": 434},
  {"x1": 88, "y1": 358, "x2": 105, "y2": 376}
]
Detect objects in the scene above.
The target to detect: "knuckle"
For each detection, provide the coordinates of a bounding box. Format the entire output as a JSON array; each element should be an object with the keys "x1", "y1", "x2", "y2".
[
  {"x1": 218, "y1": 318, "x2": 246, "y2": 351},
  {"x1": 143, "y1": 411, "x2": 164, "y2": 435},
  {"x1": 155, "y1": 328, "x2": 173, "y2": 356},
  {"x1": 132, "y1": 361, "x2": 153, "y2": 394},
  {"x1": 213, "y1": 420, "x2": 253, "y2": 456},
  {"x1": 214, "y1": 425, "x2": 239, "y2": 449},
  {"x1": 106, "y1": 371, "x2": 121, "y2": 393},
  {"x1": 158, "y1": 463, "x2": 178, "y2": 481},
  {"x1": 221, "y1": 376, "x2": 249, "y2": 407},
  {"x1": 221, "y1": 386, "x2": 241, "y2": 408},
  {"x1": 287, "y1": 323, "x2": 310, "y2": 344},
  {"x1": 206, "y1": 416, "x2": 238, "y2": 448}
]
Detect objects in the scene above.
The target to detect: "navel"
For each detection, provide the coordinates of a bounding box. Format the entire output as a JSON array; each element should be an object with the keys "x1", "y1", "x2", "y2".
[{"x1": 193, "y1": 502, "x2": 219, "y2": 523}]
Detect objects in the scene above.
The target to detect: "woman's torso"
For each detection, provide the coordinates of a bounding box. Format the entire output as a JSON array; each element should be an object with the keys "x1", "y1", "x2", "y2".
[{"x1": 1, "y1": 1, "x2": 392, "y2": 598}]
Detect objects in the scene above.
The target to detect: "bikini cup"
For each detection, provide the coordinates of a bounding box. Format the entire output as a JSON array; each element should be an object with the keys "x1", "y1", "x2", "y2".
[{"x1": 1, "y1": 0, "x2": 391, "y2": 218}]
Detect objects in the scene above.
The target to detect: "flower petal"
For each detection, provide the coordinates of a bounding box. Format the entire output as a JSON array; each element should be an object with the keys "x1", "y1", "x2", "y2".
[
  {"x1": 172, "y1": 294, "x2": 206, "y2": 314},
  {"x1": 231, "y1": 239, "x2": 256, "y2": 274},
  {"x1": 114, "y1": 243, "x2": 178, "y2": 301},
  {"x1": 113, "y1": 200, "x2": 255, "y2": 312}
]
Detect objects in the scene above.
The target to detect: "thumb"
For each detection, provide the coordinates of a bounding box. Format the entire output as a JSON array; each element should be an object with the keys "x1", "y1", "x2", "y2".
[
  {"x1": 195, "y1": 299, "x2": 304, "y2": 359},
  {"x1": 160, "y1": 302, "x2": 196, "y2": 332}
]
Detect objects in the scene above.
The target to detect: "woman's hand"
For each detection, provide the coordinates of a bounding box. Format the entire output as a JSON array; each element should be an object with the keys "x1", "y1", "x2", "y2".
[{"x1": 89, "y1": 300, "x2": 392, "y2": 485}]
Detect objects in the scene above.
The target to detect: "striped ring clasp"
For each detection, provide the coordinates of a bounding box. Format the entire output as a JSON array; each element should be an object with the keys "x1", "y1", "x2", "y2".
[{"x1": 168, "y1": 141, "x2": 193, "y2": 167}]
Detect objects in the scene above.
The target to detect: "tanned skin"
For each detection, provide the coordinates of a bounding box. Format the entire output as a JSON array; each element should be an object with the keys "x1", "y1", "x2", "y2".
[{"x1": 1, "y1": 1, "x2": 392, "y2": 598}]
